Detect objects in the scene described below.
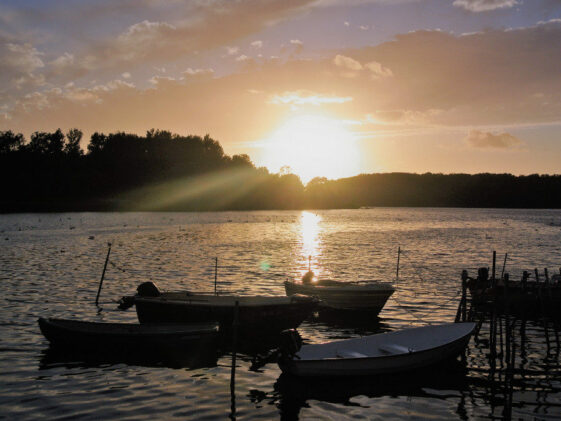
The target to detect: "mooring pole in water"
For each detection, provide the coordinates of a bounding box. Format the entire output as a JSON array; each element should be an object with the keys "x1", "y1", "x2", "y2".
[
  {"x1": 308, "y1": 255, "x2": 311, "y2": 272},
  {"x1": 396, "y1": 247, "x2": 401, "y2": 283},
  {"x1": 544, "y1": 268, "x2": 552, "y2": 298},
  {"x1": 214, "y1": 257, "x2": 218, "y2": 296},
  {"x1": 230, "y1": 301, "x2": 239, "y2": 420},
  {"x1": 491, "y1": 251, "x2": 497, "y2": 287},
  {"x1": 504, "y1": 274, "x2": 511, "y2": 371},
  {"x1": 456, "y1": 270, "x2": 468, "y2": 323},
  {"x1": 501, "y1": 253, "x2": 508, "y2": 280},
  {"x1": 95, "y1": 242, "x2": 112, "y2": 306}
]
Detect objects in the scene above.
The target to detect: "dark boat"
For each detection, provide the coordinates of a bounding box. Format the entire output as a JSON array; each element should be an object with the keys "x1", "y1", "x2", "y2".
[
  {"x1": 284, "y1": 277, "x2": 394, "y2": 315},
  {"x1": 38, "y1": 317, "x2": 219, "y2": 352},
  {"x1": 121, "y1": 282, "x2": 319, "y2": 331}
]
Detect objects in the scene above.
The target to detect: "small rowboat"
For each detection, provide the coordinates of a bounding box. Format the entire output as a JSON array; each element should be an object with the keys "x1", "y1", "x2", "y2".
[
  {"x1": 122, "y1": 282, "x2": 318, "y2": 332},
  {"x1": 278, "y1": 322, "x2": 475, "y2": 377},
  {"x1": 284, "y1": 278, "x2": 395, "y2": 314},
  {"x1": 38, "y1": 317, "x2": 219, "y2": 351}
]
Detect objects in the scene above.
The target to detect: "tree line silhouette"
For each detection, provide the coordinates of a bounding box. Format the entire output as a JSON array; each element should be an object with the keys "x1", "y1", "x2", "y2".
[{"x1": 1, "y1": 128, "x2": 560, "y2": 211}]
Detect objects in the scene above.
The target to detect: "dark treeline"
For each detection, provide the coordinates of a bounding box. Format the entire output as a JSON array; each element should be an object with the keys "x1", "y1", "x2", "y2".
[{"x1": 1, "y1": 128, "x2": 560, "y2": 212}]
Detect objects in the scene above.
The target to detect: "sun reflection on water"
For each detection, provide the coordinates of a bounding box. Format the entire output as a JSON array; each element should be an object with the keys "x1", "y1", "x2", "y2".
[{"x1": 299, "y1": 211, "x2": 322, "y2": 279}]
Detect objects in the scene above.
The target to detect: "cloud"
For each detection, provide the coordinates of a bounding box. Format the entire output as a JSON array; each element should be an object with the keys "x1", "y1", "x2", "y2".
[
  {"x1": 5, "y1": 43, "x2": 44, "y2": 72},
  {"x1": 0, "y1": 40, "x2": 46, "y2": 101},
  {"x1": 364, "y1": 61, "x2": 393, "y2": 78},
  {"x1": 334, "y1": 55, "x2": 392, "y2": 79},
  {"x1": 251, "y1": 40, "x2": 263, "y2": 49},
  {"x1": 345, "y1": 21, "x2": 561, "y2": 125},
  {"x1": 333, "y1": 54, "x2": 363, "y2": 70},
  {"x1": 287, "y1": 39, "x2": 304, "y2": 55},
  {"x1": 225, "y1": 46, "x2": 240, "y2": 56},
  {"x1": 3, "y1": 0, "x2": 319, "y2": 92},
  {"x1": 453, "y1": 0, "x2": 519, "y2": 12},
  {"x1": 236, "y1": 54, "x2": 250, "y2": 62},
  {"x1": 268, "y1": 90, "x2": 353, "y2": 106},
  {"x1": 183, "y1": 68, "x2": 214, "y2": 79},
  {"x1": 50, "y1": 53, "x2": 75, "y2": 71},
  {"x1": 3, "y1": 21, "x2": 561, "y2": 148},
  {"x1": 149, "y1": 75, "x2": 177, "y2": 86},
  {"x1": 464, "y1": 130, "x2": 522, "y2": 148}
]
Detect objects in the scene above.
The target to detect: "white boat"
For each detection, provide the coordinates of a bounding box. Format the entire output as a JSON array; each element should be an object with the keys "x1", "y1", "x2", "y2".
[
  {"x1": 278, "y1": 322, "x2": 475, "y2": 377},
  {"x1": 284, "y1": 274, "x2": 395, "y2": 314}
]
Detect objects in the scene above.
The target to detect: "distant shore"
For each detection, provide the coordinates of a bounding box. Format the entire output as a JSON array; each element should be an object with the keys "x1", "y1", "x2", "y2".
[{"x1": 2, "y1": 129, "x2": 560, "y2": 212}]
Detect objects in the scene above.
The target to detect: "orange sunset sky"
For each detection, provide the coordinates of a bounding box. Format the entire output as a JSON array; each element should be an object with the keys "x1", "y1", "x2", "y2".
[{"x1": 1, "y1": 0, "x2": 560, "y2": 182}]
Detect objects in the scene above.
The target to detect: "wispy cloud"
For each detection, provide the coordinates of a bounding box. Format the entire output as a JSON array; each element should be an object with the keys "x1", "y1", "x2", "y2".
[
  {"x1": 453, "y1": 0, "x2": 519, "y2": 12},
  {"x1": 464, "y1": 129, "x2": 522, "y2": 148},
  {"x1": 268, "y1": 90, "x2": 353, "y2": 106}
]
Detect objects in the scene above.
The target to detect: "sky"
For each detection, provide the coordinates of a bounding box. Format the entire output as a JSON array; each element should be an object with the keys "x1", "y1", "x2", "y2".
[{"x1": 1, "y1": 0, "x2": 561, "y2": 183}]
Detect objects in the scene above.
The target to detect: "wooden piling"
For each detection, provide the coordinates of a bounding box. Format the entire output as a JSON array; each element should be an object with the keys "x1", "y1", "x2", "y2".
[
  {"x1": 95, "y1": 243, "x2": 112, "y2": 306},
  {"x1": 230, "y1": 300, "x2": 239, "y2": 418},
  {"x1": 214, "y1": 257, "x2": 218, "y2": 296},
  {"x1": 491, "y1": 251, "x2": 497, "y2": 287},
  {"x1": 456, "y1": 270, "x2": 468, "y2": 323}
]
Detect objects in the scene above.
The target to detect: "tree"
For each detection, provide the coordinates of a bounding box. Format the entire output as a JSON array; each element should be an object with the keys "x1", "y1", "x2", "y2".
[
  {"x1": 87, "y1": 132, "x2": 107, "y2": 155},
  {"x1": 64, "y1": 128, "x2": 83, "y2": 156},
  {"x1": 231, "y1": 154, "x2": 254, "y2": 168},
  {"x1": 0, "y1": 130, "x2": 24, "y2": 154},
  {"x1": 28, "y1": 129, "x2": 65, "y2": 155}
]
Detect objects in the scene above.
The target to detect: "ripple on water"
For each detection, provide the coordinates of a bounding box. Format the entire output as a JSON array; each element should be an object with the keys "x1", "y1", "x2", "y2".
[{"x1": 1, "y1": 209, "x2": 561, "y2": 419}]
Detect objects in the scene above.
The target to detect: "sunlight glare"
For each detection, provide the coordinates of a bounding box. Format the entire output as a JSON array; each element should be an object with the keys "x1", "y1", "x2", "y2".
[
  {"x1": 299, "y1": 211, "x2": 322, "y2": 280},
  {"x1": 259, "y1": 115, "x2": 361, "y2": 183}
]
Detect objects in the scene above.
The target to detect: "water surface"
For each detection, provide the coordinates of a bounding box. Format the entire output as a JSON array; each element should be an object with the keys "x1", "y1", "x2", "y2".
[{"x1": 1, "y1": 209, "x2": 560, "y2": 419}]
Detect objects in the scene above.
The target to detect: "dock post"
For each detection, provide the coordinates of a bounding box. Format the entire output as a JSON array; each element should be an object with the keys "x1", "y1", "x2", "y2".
[
  {"x1": 491, "y1": 251, "x2": 496, "y2": 287},
  {"x1": 95, "y1": 242, "x2": 112, "y2": 306},
  {"x1": 230, "y1": 301, "x2": 239, "y2": 419},
  {"x1": 455, "y1": 270, "x2": 468, "y2": 323},
  {"x1": 461, "y1": 270, "x2": 467, "y2": 322},
  {"x1": 396, "y1": 247, "x2": 401, "y2": 282},
  {"x1": 214, "y1": 257, "x2": 218, "y2": 296},
  {"x1": 500, "y1": 253, "x2": 508, "y2": 280}
]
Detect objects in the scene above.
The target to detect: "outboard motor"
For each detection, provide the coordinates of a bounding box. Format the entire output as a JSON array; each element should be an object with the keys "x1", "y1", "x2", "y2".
[
  {"x1": 279, "y1": 329, "x2": 303, "y2": 359},
  {"x1": 137, "y1": 281, "x2": 161, "y2": 297},
  {"x1": 477, "y1": 267, "x2": 489, "y2": 282},
  {"x1": 301, "y1": 270, "x2": 314, "y2": 284}
]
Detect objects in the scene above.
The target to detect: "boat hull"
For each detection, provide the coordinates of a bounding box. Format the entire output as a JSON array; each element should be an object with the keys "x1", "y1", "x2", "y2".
[
  {"x1": 279, "y1": 323, "x2": 475, "y2": 377},
  {"x1": 284, "y1": 281, "x2": 394, "y2": 314},
  {"x1": 134, "y1": 295, "x2": 317, "y2": 331},
  {"x1": 38, "y1": 317, "x2": 219, "y2": 352}
]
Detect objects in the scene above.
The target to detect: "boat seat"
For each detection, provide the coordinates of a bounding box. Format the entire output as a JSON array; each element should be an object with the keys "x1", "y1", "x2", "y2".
[
  {"x1": 335, "y1": 349, "x2": 368, "y2": 358},
  {"x1": 377, "y1": 343, "x2": 413, "y2": 355}
]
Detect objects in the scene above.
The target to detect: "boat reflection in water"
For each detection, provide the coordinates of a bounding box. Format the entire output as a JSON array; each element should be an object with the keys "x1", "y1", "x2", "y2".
[
  {"x1": 39, "y1": 340, "x2": 220, "y2": 371},
  {"x1": 273, "y1": 361, "x2": 473, "y2": 419}
]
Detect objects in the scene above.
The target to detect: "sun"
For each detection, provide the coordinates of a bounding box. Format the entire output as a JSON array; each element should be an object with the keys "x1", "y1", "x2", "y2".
[{"x1": 258, "y1": 114, "x2": 361, "y2": 184}]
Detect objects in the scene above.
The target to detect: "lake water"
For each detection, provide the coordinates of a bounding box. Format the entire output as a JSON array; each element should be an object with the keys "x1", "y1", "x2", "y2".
[{"x1": 1, "y1": 208, "x2": 560, "y2": 420}]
